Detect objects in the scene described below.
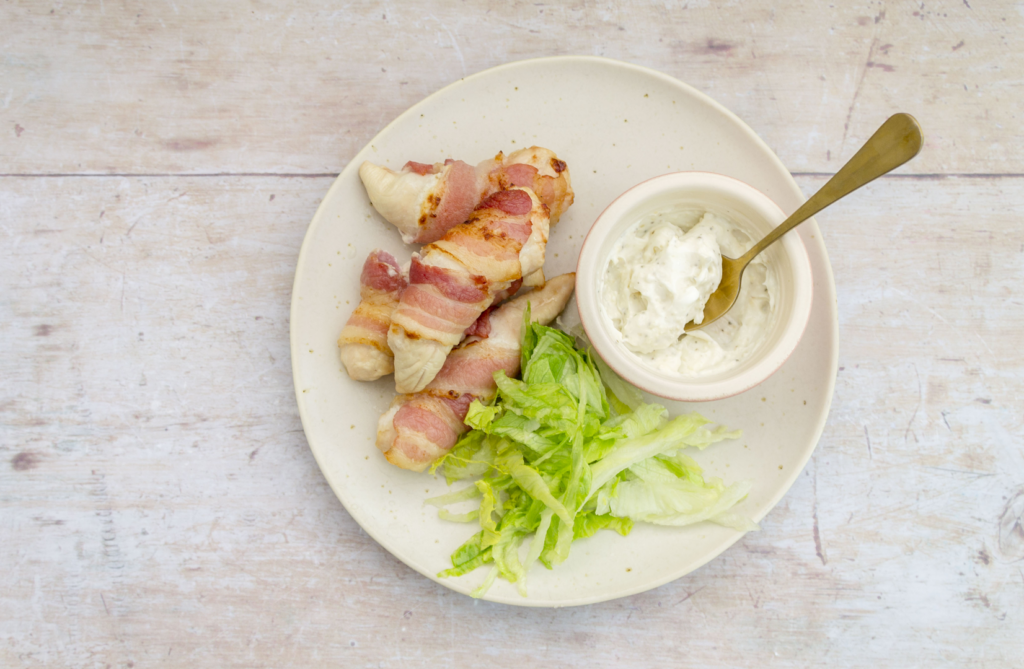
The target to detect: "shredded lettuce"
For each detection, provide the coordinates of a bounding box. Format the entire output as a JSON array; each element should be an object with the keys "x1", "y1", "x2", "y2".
[{"x1": 428, "y1": 318, "x2": 756, "y2": 597}]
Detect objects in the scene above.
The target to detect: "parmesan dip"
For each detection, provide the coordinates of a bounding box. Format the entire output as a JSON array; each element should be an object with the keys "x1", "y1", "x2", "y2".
[{"x1": 599, "y1": 208, "x2": 778, "y2": 376}]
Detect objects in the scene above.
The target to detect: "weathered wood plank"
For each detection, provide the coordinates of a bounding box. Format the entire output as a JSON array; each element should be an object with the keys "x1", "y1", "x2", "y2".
[
  {"x1": 1, "y1": 174, "x2": 1020, "y2": 666},
  {"x1": 0, "y1": 0, "x2": 1019, "y2": 176}
]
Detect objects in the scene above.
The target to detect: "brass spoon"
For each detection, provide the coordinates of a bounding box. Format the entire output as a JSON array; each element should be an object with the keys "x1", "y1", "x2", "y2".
[{"x1": 685, "y1": 112, "x2": 924, "y2": 332}]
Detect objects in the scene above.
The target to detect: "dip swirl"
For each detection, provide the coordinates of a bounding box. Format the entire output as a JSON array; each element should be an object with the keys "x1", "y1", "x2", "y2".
[{"x1": 599, "y1": 208, "x2": 777, "y2": 377}]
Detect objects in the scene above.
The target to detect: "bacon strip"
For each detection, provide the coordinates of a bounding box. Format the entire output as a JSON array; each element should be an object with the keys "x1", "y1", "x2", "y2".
[
  {"x1": 388, "y1": 187, "x2": 550, "y2": 394},
  {"x1": 418, "y1": 159, "x2": 479, "y2": 243},
  {"x1": 478, "y1": 188, "x2": 534, "y2": 216},
  {"x1": 337, "y1": 250, "x2": 407, "y2": 381},
  {"x1": 502, "y1": 162, "x2": 538, "y2": 187},
  {"x1": 404, "y1": 161, "x2": 434, "y2": 175},
  {"x1": 408, "y1": 257, "x2": 489, "y2": 303},
  {"x1": 378, "y1": 273, "x2": 576, "y2": 471}
]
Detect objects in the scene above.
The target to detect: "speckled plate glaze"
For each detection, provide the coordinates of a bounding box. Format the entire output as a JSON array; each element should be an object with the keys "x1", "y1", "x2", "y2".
[{"x1": 290, "y1": 56, "x2": 839, "y2": 607}]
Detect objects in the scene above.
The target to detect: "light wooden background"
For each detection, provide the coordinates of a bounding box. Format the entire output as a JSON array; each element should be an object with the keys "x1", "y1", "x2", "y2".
[{"x1": 3, "y1": 1, "x2": 1022, "y2": 666}]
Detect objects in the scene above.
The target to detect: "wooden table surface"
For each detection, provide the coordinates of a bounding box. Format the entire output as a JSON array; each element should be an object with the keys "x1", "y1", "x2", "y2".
[{"x1": 3, "y1": 1, "x2": 1022, "y2": 666}]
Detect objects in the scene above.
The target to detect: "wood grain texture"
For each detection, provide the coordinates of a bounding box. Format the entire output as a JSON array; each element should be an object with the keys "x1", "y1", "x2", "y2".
[
  {"x1": 0, "y1": 1, "x2": 1020, "y2": 175},
  {"x1": 2, "y1": 0, "x2": 1022, "y2": 666}
]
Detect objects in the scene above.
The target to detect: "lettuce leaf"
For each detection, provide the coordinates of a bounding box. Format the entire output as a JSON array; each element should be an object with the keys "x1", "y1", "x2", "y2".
[{"x1": 430, "y1": 319, "x2": 756, "y2": 597}]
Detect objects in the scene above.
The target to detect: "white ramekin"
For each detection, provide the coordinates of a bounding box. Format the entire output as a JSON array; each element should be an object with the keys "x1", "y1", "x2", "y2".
[{"x1": 575, "y1": 172, "x2": 814, "y2": 402}]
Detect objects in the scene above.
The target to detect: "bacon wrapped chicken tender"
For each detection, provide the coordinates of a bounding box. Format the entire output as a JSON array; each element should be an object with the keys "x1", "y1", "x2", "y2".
[
  {"x1": 387, "y1": 187, "x2": 550, "y2": 394},
  {"x1": 337, "y1": 250, "x2": 407, "y2": 381},
  {"x1": 377, "y1": 273, "x2": 576, "y2": 471},
  {"x1": 358, "y1": 146, "x2": 573, "y2": 245}
]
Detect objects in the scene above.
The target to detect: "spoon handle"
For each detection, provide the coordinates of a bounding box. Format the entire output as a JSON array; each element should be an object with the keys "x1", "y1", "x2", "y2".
[{"x1": 739, "y1": 113, "x2": 924, "y2": 265}]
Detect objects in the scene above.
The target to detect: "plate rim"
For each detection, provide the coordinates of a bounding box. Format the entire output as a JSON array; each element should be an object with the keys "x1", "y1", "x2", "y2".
[{"x1": 290, "y1": 55, "x2": 840, "y2": 608}]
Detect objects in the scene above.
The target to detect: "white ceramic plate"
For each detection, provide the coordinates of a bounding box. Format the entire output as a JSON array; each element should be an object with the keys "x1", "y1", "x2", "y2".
[{"x1": 291, "y1": 56, "x2": 838, "y2": 607}]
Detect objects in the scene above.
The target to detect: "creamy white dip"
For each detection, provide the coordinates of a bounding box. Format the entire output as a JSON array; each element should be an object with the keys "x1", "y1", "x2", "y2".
[{"x1": 600, "y1": 208, "x2": 778, "y2": 377}]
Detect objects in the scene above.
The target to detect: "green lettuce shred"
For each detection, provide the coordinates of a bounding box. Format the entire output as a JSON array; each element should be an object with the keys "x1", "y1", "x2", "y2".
[{"x1": 430, "y1": 317, "x2": 756, "y2": 597}]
